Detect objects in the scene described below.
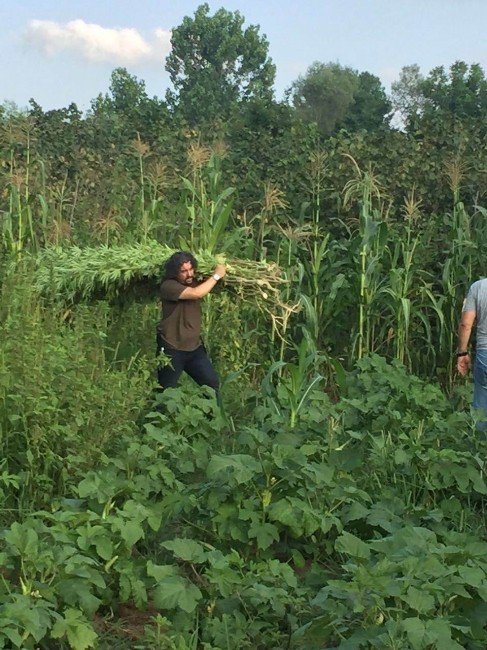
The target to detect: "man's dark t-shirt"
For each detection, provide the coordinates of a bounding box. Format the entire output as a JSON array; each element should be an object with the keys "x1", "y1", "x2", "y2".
[{"x1": 156, "y1": 279, "x2": 201, "y2": 351}]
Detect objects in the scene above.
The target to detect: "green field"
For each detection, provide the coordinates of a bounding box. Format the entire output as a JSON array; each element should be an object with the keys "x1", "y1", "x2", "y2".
[{"x1": 1, "y1": 6, "x2": 487, "y2": 649}]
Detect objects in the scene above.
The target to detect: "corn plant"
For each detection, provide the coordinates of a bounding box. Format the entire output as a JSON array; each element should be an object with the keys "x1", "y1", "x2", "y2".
[
  {"x1": 131, "y1": 134, "x2": 153, "y2": 243},
  {"x1": 375, "y1": 190, "x2": 424, "y2": 367},
  {"x1": 438, "y1": 160, "x2": 476, "y2": 386},
  {"x1": 299, "y1": 151, "x2": 331, "y2": 350},
  {"x1": 144, "y1": 158, "x2": 173, "y2": 244},
  {"x1": 343, "y1": 157, "x2": 388, "y2": 360},
  {"x1": 261, "y1": 337, "x2": 324, "y2": 429},
  {"x1": 181, "y1": 150, "x2": 237, "y2": 255}
]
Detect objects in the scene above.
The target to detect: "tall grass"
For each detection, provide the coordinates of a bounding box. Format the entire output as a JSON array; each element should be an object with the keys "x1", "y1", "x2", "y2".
[
  {"x1": 0, "y1": 262, "x2": 152, "y2": 518},
  {"x1": 2, "y1": 121, "x2": 36, "y2": 254}
]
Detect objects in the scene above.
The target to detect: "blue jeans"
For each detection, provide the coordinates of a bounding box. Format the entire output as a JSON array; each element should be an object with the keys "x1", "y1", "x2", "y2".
[
  {"x1": 473, "y1": 350, "x2": 487, "y2": 430},
  {"x1": 156, "y1": 335, "x2": 219, "y2": 394}
]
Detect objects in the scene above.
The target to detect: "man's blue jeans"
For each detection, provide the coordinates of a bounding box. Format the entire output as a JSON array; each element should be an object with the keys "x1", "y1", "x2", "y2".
[
  {"x1": 156, "y1": 335, "x2": 219, "y2": 394},
  {"x1": 473, "y1": 350, "x2": 487, "y2": 430}
]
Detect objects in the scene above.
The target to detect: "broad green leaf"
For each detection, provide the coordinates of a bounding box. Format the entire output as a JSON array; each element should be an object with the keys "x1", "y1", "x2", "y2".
[
  {"x1": 394, "y1": 448, "x2": 410, "y2": 465},
  {"x1": 51, "y1": 608, "x2": 97, "y2": 650},
  {"x1": 2, "y1": 627, "x2": 23, "y2": 646},
  {"x1": 4, "y1": 522, "x2": 38, "y2": 556},
  {"x1": 402, "y1": 617, "x2": 427, "y2": 650},
  {"x1": 94, "y1": 536, "x2": 113, "y2": 561},
  {"x1": 344, "y1": 501, "x2": 370, "y2": 522},
  {"x1": 268, "y1": 499, "x2": 298, "y2": 530},
  {"x1": 56, "y1": 579, "x2": 102, "y2": 617},
  {"x1": 146, "y1": 561, "x2": 179, "y2": 581},
  {"x1": 77, "y1": 476, "x2": 101, "y2": 499},
  {"x1": 400, "y1": 586, "x2": 435, "y2": 613},
  {"x1": 147, "y1": 505, "x2": 164, "y2": 532},
  {"x1": 161, "y1": 538, "x2": 207, "y2": 563},
  {"x1": 426, "y1": 618, "x2": 463, "y2": 649},
  {"x1": 248, "y1": 521, "x2": 279, "y2": 550},
  {"x1": 207, "y1": 454, "x2": 261, "y2": 484},
  {"x1": 335, "y1": 531, "x2": 370, "y2": 559},
  {"x1": 458, "y1": 565, "x2": 485, "y2": 587},
  {"x1": 152, "y1": 576, "x2": 202, "y2": 613},
  {"x1": 118, "y1": 520, "x2": 144, "y2": 547}
]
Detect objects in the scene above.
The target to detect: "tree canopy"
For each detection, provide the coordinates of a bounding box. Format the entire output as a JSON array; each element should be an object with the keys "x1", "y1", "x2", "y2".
[
  {"x1": 289, "y1": 62, "x2": 390, "y2": 135},
  {"x1": 392, "y1": 61, "x2": 487, "y2": 130},
  {"x1": 165, "y1": 3, "x2": 276, "y2": 125},
  {"x1": 89, "y1": 68, "x2": 168, "y2": 144}
]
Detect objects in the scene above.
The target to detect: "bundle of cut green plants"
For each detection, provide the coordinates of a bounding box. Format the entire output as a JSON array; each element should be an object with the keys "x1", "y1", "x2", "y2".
[{"x1": 33, "y1": 241, "x2": 285, "y2": 303}]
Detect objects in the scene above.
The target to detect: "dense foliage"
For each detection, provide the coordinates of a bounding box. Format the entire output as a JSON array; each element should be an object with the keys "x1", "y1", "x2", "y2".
[{"x1": 1, "y1": 3, "x2": 487, "y2": 648}]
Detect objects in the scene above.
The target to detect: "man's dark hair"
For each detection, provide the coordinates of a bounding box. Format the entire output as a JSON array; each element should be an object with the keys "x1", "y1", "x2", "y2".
[{"x1": 164, "y1": 251, "x2": 198, "y2": 280}]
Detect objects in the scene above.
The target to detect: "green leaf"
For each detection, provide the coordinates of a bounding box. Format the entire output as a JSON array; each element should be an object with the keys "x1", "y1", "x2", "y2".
[
  {"x1": 268, "y1": 499, "x2": 297, "y2": 529},
  {"x1": 207, "y1": 454, "x2": 261, "y2": 484},
  {"x1": 344, "y1": 501, "x2": 370, "y2": 522},
  {"x1": 248, "y1": 521, "x2": 280, "y2": 550},
  {"x1": 152, "y1": 577, "x2": 202, "y2": 613},
  {"x1": 147, "y1": 505, "x2": 163, "y2": 532},
  {"x1": 56, "y1": 579, "x2": 102, "y2": 617},
  {"x1": 331, "y1": 357, "x2": 347, "y2": 394},
  {"x1": 335, "y1": 531, "x2": 370, "y2": 559},
  {"x1": 394, "y1": 448, "x2": 411, "y2": 465},
  {"x1": 292, "y1": 549, "x2": 306, "y2": 569},
  {"x1": 401, "y1": 586, "x2": 435, "y2": 613},
  {"x1": 2, "y1": 627, "x2": 23, "y2": 646},
  {"x1": 161, "y1": 538, "x2": 207, "y2": 563},
  {"x1": 4, "y1": 522, "x2": 38, "y2": 556},
  {"x1": 146, "y1": 561, "x2": 180, "y2": 581},
  {"x1": 118, "y1": 520, "x2": 144, "y2": 547},
  {"x1": 94, "y1": 536, "x2": 113, "y2": 561},
  {"x1": 51, "y1": 608, "x2": 97, "y2": 650},
  {"x1": 402, "y1": 617, "x2": 427, "y2": 650},
  {"x1": 366, "y1": 502, "x2": 402, "y2": 533},
  {"x1": 426, "y1": 619, "x2": 463, "y2": 649},
  {"x1": 77, "y1": 475, "x2": 101, "y2": 499},
  {"x1": 458, "y1": 565, "x2": 485, "y2": 587}
]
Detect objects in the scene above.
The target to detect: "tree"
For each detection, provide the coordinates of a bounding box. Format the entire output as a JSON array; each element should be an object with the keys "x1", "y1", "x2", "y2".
[
  {"x1": 290, "y1": 62, "x2": 357, "y2": 136},
  {"x1": 28, "y1": 100, "x2": 85, "y2": 179},
  {"x1": 289, "y1": 62, "x2": 390, "y2": 136},
  {"x1": 89, "y1": 68, "x2": 168, "y2": 145},
  {"x1": 165, "y1": 3, "x2": 276, "y2": 125},
  {"x1": 392, "y1": 61, "x2": 487, "y2": 129},
  {"x1": 421, "y1": 61, "x2": 487, "y2": 120},
  {"x1": 343, "y1": 72, "x2": 391, "y2": 132},
  {"x1": 391, "y1": 64, "x2": 426, "y2": 127}
]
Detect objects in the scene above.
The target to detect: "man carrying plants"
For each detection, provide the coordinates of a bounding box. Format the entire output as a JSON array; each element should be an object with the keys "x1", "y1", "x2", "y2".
[
  {"x1": 457, "y1": 277, "x2": 487, "y2": 430},
  {"x1": 156, "y1": 251, "x2": 226, "y2": 394}
]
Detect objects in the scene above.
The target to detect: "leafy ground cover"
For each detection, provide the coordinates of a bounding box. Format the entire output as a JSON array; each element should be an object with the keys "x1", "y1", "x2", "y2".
[{"x1": 1, "y1": 354, "x2": 486, "y2": 649}]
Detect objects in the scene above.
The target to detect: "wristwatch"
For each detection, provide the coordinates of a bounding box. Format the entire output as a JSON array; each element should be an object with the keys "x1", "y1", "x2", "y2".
[
  {"x1": 212, "y1": 273, "x2": 221, "y2": 281},
  {"x1": 456, "y1": 351, "x2": 469, "y2": 357}
]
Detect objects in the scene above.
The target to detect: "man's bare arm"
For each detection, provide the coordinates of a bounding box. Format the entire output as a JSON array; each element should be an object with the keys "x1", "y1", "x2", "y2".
[
  {"x1": 457, "y1": 309, "x2": 476, "y2": 376},
  {"x1": 178, "y1": 264, "x2": 226, "y2": 300}
]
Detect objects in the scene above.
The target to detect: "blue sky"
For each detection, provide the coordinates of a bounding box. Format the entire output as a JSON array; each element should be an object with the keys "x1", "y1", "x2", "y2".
[{"x1": 2, "y1": 0, "x2": 486, "y2": 112}]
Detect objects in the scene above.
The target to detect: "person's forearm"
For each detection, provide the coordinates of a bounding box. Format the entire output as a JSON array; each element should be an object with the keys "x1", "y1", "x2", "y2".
[
  {"x1": 457, "y1": 322, "x2": 473, "y2": 352},
  {"x1": 180, "y1": 276, "x2": 219, "y2": 299},
  {"x1": 190, "y1": 277, "x2": 219, "y2": 298}
]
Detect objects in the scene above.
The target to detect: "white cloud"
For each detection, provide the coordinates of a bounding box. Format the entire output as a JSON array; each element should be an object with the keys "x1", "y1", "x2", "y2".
[
  {"x1": 24, "y1": 19, "x2": 171, "y2": 64},
  {"x1": 154, "y1": 28, "x2": 172, "y2": 54}
]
